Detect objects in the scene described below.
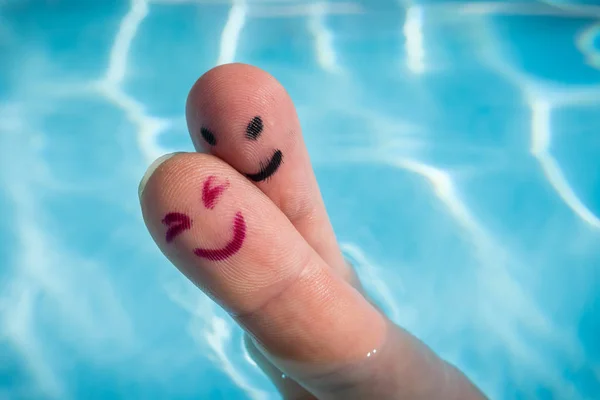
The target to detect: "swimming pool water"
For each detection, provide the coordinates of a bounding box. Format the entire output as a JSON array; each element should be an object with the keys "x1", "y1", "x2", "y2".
[{"x1": 1, "y1": 1, "x2": 599, "y2": 399}]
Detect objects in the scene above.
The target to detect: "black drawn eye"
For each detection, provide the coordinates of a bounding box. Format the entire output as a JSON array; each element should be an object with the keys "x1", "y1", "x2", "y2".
[
  {"x1": 246, "y1": 116, "x2": 263, "y2": 140},
  {"x1": 201, "y1": 127, "x2": 217, "y2": 146}
]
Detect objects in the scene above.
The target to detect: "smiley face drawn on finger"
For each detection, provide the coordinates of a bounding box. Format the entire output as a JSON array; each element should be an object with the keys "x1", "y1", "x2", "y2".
[
  {"x1": 163, "y1": 176, "x2": 246, "y2": 261},
  {"x1": 200, "y1": 116, "x2": 283, "y2": 182}
]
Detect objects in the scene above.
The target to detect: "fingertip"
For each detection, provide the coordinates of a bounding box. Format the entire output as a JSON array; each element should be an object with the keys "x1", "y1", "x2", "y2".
[
  {"x1": 138, "y1": 152, "x2": 181, "y2": 200},
  {"x1": 185, "y1": 63, "x2": 297, "y2": 157}
]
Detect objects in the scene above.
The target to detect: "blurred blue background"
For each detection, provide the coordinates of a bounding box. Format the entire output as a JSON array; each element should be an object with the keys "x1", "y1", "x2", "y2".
[{"x1": 1, "y1": 0, "x2": 599, "y2": 399}]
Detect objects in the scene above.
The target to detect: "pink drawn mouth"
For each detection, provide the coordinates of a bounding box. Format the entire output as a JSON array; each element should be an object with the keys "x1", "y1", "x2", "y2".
[{"x1": 193, "y1": 212, "x2": 246, "y2": 261}]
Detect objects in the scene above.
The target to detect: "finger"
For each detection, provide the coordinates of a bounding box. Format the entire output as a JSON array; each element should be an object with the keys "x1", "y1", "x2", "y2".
[
  {"x1": 185, "y1": 63, "x2": 359, "y2": 286},
  {"x1": 139, "y1": 151, "x2": 384, "y2": 366},
  {"x1": 139, "y1": 153, "x2": 485, "y2": 399},
  {"x1": 185, "y1": 63, "x2": 363, "y2": 396},
  {"x1": 243, "y1": 334, "x2": 317, "y2": 400}
]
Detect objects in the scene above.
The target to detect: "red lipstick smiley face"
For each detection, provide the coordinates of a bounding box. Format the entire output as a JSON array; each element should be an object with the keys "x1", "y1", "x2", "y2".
[{"x1": 162, "y1": 176, "x2": 246, "y2": 261}]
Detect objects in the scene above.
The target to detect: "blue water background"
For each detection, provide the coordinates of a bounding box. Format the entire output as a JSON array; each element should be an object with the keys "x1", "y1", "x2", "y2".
[{"x1": 1, "y1": 0, "x2": 599, "y2": 399}]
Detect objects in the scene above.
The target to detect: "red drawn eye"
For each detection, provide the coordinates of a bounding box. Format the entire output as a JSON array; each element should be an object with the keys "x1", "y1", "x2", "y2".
[{"x1": 202, "y1": 176, "x2": 229, "y2": 209}]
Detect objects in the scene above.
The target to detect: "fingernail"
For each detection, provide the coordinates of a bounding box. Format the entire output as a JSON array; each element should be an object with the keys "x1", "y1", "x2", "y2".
[{"x1": 138, "y1": 153, "x2": 179, "y2": 199}]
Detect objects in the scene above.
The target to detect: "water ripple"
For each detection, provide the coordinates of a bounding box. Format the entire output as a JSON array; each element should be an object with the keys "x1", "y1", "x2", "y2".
[{"x1": 530, "y1": 100, "x2": 600, "y2": 229}]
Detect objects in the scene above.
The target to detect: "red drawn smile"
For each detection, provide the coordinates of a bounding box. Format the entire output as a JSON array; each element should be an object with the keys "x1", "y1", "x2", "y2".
[{"x1": 193, "y1": 212, "x2": 246, "y2": 261}]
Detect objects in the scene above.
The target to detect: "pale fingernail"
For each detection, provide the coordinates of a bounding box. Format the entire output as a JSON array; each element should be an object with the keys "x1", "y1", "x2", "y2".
[{"x1": 138, "y1": 153, "x2": 180, "y2": 199}]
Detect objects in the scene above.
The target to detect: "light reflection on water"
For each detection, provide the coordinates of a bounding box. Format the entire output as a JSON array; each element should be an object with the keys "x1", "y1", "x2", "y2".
[{"x1": 0, "y1": 1, "x2": 599, "y2": 399}]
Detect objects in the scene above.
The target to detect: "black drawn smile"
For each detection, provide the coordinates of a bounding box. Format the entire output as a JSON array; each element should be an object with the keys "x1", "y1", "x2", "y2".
[{"x1": 245, "y1": 149, "x2": 283, "y2": 182}]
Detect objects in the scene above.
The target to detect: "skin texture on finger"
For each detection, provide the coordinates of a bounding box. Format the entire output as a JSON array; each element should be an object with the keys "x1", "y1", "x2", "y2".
[
  {"x1": 139, "y1": 153, "x2": 486, "y2": 399},
  {"x1": 185, "y1": 63, "x2": 359, "y2": 287}
]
